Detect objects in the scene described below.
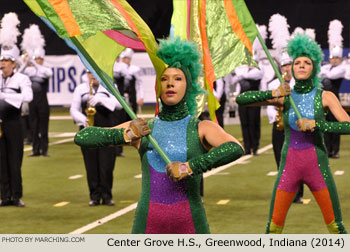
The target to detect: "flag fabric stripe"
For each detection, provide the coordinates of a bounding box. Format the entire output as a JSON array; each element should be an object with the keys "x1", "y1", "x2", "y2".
[
  {"x1": 76, "y1": 33, "x2": 125, "y2": 79},
  {"x1": 199, "y1": 0, "x2": 216, "y2": 88},
  {"x1": 67, "y1": 0, "x2": 131, "y2": 40},
  {"x1": 23, "y1": 0, "x2": 46, "y2": 17},
  {"x1": 223, "y1": 0, "x2": 252, "y2": 54},
  {"x1": 36, "y1": 0, "x2": 70, "y2": 37},
  {"x1": 103, "y1": 30, "x2": 145, "y2": 51},
  {"x1": 232, "y1": 0, "x2": 258, "y2": 45},
  {"x1": 187, "y1": 0, "x2": 191, "y2": 39},
  {"x1": 47, "y1": 0, "x2": 82, "y2": 37},
  {"x1": 199, "y1": 0, "x2": 220, "y2": 122},
  {"x1": 170, "y1": 0, "x2": 188, "y2": 39},
  {"x1": 110, "y1": 0, "x2": 152, "y2": 52}
]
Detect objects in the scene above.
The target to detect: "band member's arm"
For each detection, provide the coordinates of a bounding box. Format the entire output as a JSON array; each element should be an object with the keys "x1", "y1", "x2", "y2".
[
  {"x1": 2, "y1": 74, "x2": 33, "y2": 108},
  {"x1": 70, "y1": 86, "x2": 87, "y2": 127}
]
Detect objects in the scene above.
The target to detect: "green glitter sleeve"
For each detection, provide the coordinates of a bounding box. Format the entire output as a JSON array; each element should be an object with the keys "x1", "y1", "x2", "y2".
[
  {"x1": 74, "y1": 126, "x2": 126, "y2": 148},
  {"x1": 316, "y1": 120, "x2": 350, "y2": 134},
  {"x1": 188, "y1": 142, "x2": 244, "y2": 175},
  {"x1": 236, "y1": 90, "x2": 273, "y2": 106}
]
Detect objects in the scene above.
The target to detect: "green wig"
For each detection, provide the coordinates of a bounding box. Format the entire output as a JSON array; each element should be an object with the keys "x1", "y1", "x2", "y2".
[
  {"x1": 156, "y1": 37, "x2": 205, "y2": 115},
  {"x1": 287, "y1": 34, "x2": 324, "y2": 86}
]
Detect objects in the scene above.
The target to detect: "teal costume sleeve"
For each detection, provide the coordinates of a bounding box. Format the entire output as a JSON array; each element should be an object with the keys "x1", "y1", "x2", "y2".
[
  {"x1": 236, "y1": 90, "x2": 273, "y2": 106},
  {"x1": 316, "y1": 120, "x2": 350, "y2": 134},
  {"x1": 74, "y1": 126, "x2": 126, "y2": 148},
  {"x1": 188, "y1": 141, "x2": 244, "y2": 175}
]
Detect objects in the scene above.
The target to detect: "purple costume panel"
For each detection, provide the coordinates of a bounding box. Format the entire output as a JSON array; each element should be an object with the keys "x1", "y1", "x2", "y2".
[{"x1": 149, "y1": 164, "x2": 188, "y2": 204}]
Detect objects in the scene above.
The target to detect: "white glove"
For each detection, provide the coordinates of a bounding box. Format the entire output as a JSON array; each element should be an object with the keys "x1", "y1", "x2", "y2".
[
  {"x1": 88, "y1": 96, "x2": 100, "y2": 107},
  {"x1": 0, "y1": 92, "x2": 5, "y2": 100},
  {"x1": 319, "y1": 65, "x2": 331, "y2": 78}
]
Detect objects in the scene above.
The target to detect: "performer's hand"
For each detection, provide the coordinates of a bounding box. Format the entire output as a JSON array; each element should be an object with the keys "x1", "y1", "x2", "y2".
[
  {"x1": 272, "y1": 82, "x2": 291, "y2": 97},
  {"x1": 137, "y1": 98, "x2": 144, "y2": 107},
  {"x1": 296, "y1": 118, "x2": 316, "y2": 132},
  {"x1": 123, "y1": 118, "x2": 151, "y2": 142},
  {"x1": 88, "y1": 96, "x2": 100, "y2": 107},
  {"x1": 83, "y1": 118, "x2": 89, "y2": 128},
  {"x1": 166, "y1": 161, "x2": 193, "y2": 182}
]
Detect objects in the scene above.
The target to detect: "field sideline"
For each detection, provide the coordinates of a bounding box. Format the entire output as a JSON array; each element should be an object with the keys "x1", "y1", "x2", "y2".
[{"x1": 1, "y1": 107, "x2": 349, "y2": 234}]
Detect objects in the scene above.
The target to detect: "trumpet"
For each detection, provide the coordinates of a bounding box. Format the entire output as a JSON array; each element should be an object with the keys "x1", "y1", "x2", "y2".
[
  {"x1": 85, "y1": 80, "x2": 96, "y2": 127},
  {"x1": 275, "y1": 72, "x2": 288, "y2": 131}
]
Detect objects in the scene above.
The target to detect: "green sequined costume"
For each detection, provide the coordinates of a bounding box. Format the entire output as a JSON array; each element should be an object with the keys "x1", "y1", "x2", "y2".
[{"x1": 74, "y1": 111, "x2": 243, "y2": 233}]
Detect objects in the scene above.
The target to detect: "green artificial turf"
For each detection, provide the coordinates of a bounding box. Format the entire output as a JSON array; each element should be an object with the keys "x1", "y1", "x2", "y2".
[{"x1": 1, "y1": 107, "x2": 349, "y2": 234}]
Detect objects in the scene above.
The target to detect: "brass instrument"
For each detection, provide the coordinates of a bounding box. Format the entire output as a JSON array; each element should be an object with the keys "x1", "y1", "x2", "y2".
[
  {"x1": 276, "y1": 72, "x2": 287, "y2": 131},
  {"x1": 275, "y1": 107, "x2": 284, "y2": 131},
  {"x1": 85, "y1": 80, "x2": 96, "y2": 127}
]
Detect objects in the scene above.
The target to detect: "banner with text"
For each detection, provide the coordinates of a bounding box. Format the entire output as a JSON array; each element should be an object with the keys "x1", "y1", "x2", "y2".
[{"x1": 44, "y1": 53, "x2": 157, "y2": 106}]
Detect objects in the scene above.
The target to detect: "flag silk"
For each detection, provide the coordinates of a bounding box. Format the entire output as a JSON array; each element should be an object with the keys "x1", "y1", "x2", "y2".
[
  {"x1": 23, "y1": 0, "x2": 167, "y2": 93},
  {"x1": 171, "y1": 0, "x2": 258, "y2": 121}
]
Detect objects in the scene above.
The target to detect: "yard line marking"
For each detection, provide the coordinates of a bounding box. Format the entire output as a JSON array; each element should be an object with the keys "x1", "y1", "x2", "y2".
[
  {"x1": 50, "y1": 116, "x2": 72, "y2": 120},
  {"x1": 54, "y1": 201, "x2": 70, "y2": 207},
  {"x1": 213, "y1": 172, "x2": 230, "y2": 175},
  {"x1": 24, "y1": 138, "x2": 74, "y2": 152},
  {"x1": 302, "y1": 199, "x2": 311, "y2": 205},
  {"x1": 69, "y1": 144, "x2": 273, "y2": 234},
  {"x1": 267, "y1": 171, "x2": 278, "y2": 176},
  {"x1": 69, "y1": 174, "x2": 84, "y2": 180},
  {"x1": 217, "y1": 200, "x2": 230, "y2": 205},
  {"x1": 236, "y1": 160, "x2": 251, "y2": 164},
  {"x1": 69, "y1": 203, "x2": 138, "y2": 234},
  {"x1": 49, "y1": 132, "x2": 76, "y2": 138},
  {"x1": 334, "y1": 170, "x2": 344, "y2": 176}
]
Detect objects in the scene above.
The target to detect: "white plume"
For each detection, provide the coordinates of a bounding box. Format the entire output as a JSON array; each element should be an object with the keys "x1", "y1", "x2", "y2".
[
  {"x1": 21, "y1": 24, "x2": 45, "y2": 55},
  {"x1": 268, "y1": 13, "x2": 290, "y2": 51},
  {"x1": 0, "y1": 12, "x2": 20, "y2": 47},
  {"x1": 291, "y1": 27, "x2": 304, "y2": 38},
  {"x1": 328, "y1": 19, "x2": 343, "y2": 48},
  {"x1": 305, "y1": 28, "x2": 316, "y2": 40}
]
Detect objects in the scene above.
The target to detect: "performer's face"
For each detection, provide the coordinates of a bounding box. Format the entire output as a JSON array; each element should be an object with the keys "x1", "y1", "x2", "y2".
[
  {"x1": 122, "y1": 57, "x2": 131, "y2": 66},
  {"x1": 160, "y1": 67, "x2": 187, "y2": 106},
  {"x1": 281, "y1": 64, "x2": 292, "y2": 81},
  {"x1": 35, "y1": 58, "x2": 44, "y2": 65},
  {"x1": 330, "y1": 57, "x2": 342, "y2": 67},
  {"x1": 87, "y1": 72, "x2": 99, "y2": 86},
  {"x1": 293, "y1": 57, "x2": 313, "y2": 80},
  {"x1": 0, "y1": 59, "x2": 16, "y2": 77}
]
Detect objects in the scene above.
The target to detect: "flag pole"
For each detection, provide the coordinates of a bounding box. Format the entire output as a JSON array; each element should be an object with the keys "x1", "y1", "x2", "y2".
[
  {"x1": 71, "y1": 37, "x2": 171, "y2": 164},
  {"x1": 256, "y1": 32, "x2": 302, "y2": 119}
]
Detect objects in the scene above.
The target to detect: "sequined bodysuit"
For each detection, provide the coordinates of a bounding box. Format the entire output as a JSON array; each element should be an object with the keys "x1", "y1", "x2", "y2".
[
  {"x1": 132, "y1": 115, "x2": 210, "y2": 233},
  {"x1": 266, "y1": 87, "x2": 347, "y2": 233}
]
